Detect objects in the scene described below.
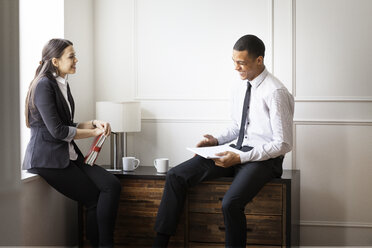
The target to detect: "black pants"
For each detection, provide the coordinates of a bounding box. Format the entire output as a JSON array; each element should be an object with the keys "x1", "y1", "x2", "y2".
[
  {"x1": 29, "y1": 155, "x2": 121, "y2": 247},
  {"x1": 154, "y1": 155, "x2": 283, "y2": 247}
]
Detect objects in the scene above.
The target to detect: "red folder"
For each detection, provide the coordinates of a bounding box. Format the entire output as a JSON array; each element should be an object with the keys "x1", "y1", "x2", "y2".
[{"x1": 84, "y1": 134, "x2": 107, "y2": 165}]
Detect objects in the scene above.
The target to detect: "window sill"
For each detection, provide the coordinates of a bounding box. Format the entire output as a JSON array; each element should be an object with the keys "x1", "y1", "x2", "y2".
[{"x1": 21, "y1": 170, "x2": 39, "y2": 183}]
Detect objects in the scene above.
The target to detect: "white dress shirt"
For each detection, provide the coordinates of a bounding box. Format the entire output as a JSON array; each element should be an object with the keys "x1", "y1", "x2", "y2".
[
  {"x1": 55, "y1": 76, "x2": 78, "y2": 160},
  {"x1": 214, "y1": 68, "x2": 294, "y2": 163}
]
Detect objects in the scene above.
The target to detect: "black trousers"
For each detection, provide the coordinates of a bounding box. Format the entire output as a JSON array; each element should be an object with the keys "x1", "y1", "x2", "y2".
[
  {"x1": 29, "y1": 155, "x2": 121, "y2": 247},
  {"x1": 154, "y1": 154, "x2": 283, "y2": 247}
]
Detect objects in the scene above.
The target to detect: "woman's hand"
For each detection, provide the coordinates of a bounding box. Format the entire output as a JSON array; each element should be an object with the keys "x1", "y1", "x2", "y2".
[
  {"x1": 92, "y1": 127, "x2": 105, "y2": 137},
  {"x1": 93, "y1": 120, "x2": 111, "y2": 136},
  {"x1": 75, "y1": 120, "x2": 111, "y2": 139}
]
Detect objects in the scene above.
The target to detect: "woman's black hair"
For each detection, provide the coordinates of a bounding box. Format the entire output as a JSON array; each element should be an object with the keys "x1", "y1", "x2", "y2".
[{"x1": 25, "y1": 38, "x2": 73, "y2": 127}]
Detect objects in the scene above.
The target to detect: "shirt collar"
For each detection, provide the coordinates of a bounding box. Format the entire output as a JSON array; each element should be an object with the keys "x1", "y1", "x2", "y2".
[
  {"x1": 249, "y1": 67, "x2": 268, "y2": 89},
  {"x1": 55, "y1": 76, "x2": 67, "y2": 85}
]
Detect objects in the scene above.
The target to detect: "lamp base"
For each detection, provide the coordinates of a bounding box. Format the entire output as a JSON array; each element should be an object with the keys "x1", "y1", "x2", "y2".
[
  {"x1": 106, "y1": 168, "x2": 122, "y2": 172},
  {"x1": 110, "y1": 132, "x2": 127, "y2": 171}
]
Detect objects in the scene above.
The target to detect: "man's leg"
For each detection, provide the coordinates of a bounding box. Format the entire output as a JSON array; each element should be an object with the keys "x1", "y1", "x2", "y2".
[
  {"x1": 154, "y1": 155, "x2": 234, "y2": 246},
  {"x1": 222, "y1": 156, "x2": 283, "y2": 247}
]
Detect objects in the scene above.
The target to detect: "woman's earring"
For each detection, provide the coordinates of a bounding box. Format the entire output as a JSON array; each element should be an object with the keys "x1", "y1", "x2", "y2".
[{"x1": 53, "y1": 67, "x2": 59, "y2": 77}]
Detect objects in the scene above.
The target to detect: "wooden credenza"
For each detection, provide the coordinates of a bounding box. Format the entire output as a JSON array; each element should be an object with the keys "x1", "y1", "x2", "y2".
[{"x1": 79, "y1": 166, "x2": 300, "y2": 247}]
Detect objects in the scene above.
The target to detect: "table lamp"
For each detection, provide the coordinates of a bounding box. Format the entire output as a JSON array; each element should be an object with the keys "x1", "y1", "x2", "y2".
[{"x1": 96, "y1": 101, "x2": 141, "y2": 171}]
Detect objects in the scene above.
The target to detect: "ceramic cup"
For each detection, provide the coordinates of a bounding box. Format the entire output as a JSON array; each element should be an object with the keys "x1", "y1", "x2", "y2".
[
  {"x1": 122, "y1": 157, "x2": 140, "y2": 171},
  {"x1": 153, "y1": 158, "x2": 169, "y2": 174}
]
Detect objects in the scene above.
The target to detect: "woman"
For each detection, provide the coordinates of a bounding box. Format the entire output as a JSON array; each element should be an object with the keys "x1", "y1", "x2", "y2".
[{"x1": 23, "y1": 38, "x2": 121, "y2": 247}]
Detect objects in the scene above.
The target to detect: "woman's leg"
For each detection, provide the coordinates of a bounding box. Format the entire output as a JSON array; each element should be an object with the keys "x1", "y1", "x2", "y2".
[{"x1": 78, "y1": 163, "x2": 122, "y2": 247}]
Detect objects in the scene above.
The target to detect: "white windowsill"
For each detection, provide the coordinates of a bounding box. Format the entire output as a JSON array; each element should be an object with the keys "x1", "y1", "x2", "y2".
[{"x1": 21, "y1": 170, "x2": 40, "y2": 183}]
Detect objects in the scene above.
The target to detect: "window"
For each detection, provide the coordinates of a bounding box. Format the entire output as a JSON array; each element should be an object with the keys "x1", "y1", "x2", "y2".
[{"x1": 19, "y1": 0, "x2": 64, "y2": 179}]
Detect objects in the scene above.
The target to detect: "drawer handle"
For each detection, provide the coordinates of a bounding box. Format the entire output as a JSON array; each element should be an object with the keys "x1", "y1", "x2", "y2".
[
  {"x1": 218, "y1": 226, "x2": 253, "y2": 232},
  {"x1": 218, "y1": 226, "x2": 225, "y2": 231}
]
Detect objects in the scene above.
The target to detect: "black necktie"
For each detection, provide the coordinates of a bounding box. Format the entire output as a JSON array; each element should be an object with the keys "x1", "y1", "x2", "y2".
[{"x1": 235, "y1": 81, "x2": 251, "y2": 150}]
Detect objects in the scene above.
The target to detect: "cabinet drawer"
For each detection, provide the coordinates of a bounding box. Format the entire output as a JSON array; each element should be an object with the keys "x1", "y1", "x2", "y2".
[
  {"x1": 120, "y1": 179, "x2": 165, "y2": 212},
  {"x1": 115, "y1": 215, "x2": 184, "y2": 247},
  {"x1": 116, "y1": 179, "x2": 184, "y2": 247},
  {"x1": 114, "y1": 238, "x2": 183, "y2": 248},
  {"x1": 189, "y1": 213, "x2": 282, "y2": 245},
  {"x1": 115, "y1": 215, "x2": 157, "y2": 240},
  {"x1": 189, "y1": 243, "x2": 281, "y2": 248},
  {"x1": 188, "y1": 183, "x2": 283, "y2": 215}
]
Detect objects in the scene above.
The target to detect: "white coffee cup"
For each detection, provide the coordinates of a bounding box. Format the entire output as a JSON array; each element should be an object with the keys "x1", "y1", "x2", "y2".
[
  {"x1": 154, "y1": 158, "x2": 169, "y2": 174},
  {"x1": 122, "y1": 157, "x2": 140, "y2": 171}
]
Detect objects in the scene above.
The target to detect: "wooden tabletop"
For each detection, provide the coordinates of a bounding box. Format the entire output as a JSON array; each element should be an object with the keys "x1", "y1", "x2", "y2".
[{"x1": 108, "y1": 165, "x2": 299, "y2": 183}]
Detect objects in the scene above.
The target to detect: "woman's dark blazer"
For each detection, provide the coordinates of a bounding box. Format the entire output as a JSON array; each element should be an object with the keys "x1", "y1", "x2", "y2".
[{"x1": 22, "y1": 75, "x2": 83, "y2": 170}]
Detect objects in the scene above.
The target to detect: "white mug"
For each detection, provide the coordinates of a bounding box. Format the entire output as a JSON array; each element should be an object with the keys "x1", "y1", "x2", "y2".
[
  {"x1": 122, "y1": 157, "x2": 140, "y2": 171},
  {"x1": 154, "y1": 158, "x2": 169, "y2": 174}
]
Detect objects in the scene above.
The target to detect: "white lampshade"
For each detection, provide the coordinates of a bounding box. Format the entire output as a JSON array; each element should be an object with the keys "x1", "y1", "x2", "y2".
[{"x1": 96, "y1": 101, "x2": 141, "y2": 132}]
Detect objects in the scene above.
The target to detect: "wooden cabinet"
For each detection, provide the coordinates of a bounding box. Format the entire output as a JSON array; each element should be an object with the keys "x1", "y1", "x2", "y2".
[
  {"x1": 116, "y1": 179, "x2": 185, "y2": 248},
  {"x1": 79, "y1": 167, "x2": 299, "y2": 247},
  {"x1": 188, "y1": 182, "x2": 285, "y2": 246}
]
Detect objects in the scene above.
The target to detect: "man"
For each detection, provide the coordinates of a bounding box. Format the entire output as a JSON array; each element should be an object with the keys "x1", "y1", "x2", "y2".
[{"x1": 153, "y1": 34, "x2": 294, "y2": 248}]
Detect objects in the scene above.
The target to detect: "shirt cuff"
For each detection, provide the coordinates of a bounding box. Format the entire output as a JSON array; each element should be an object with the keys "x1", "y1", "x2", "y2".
[
  {"x1": 63, "y1": 126, "x2": 77, "y2": 142},
  {"x1": 239, "y1": 151, "x2": 252, "y2": 164}
]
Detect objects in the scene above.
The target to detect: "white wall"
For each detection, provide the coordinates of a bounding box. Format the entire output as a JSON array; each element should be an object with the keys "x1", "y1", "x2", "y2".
[
  {"x1": 293, "y1": 0, "x2": 372, "y2": 245},
  {"x1": 93, "y1": 0, "x2": 287, "y2": 167},
  {"x1": 93, "y1": 0, "x2": 137, "y2": 165},
  {"x1": 93, "y1": 0, "x2": 372, "y2": 245},
  {"x1": 65, "y1": 0, "x2": 96, "y2": 155},
  {"x1": 130, "y1": 0, "x2": 277, "y2": 167}
]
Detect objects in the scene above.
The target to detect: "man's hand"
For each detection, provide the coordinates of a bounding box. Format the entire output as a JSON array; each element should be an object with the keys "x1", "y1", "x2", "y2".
[
  {"x1": 212, "y1": 151, "x2": 241, "y2": 168},
  {"x1": 196, "y1": 134, "x2": 218, "y2": 147}
]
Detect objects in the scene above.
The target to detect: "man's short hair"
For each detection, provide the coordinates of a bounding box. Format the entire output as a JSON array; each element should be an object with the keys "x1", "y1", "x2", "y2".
[{"x1": 233, "y1": 34, "x2": 265, "y2": 59}]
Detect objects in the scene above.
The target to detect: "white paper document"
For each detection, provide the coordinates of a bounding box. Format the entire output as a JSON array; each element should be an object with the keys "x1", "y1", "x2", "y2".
[{"x1": 186, "y1": 144, "x2": 244, "y2": 159}]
